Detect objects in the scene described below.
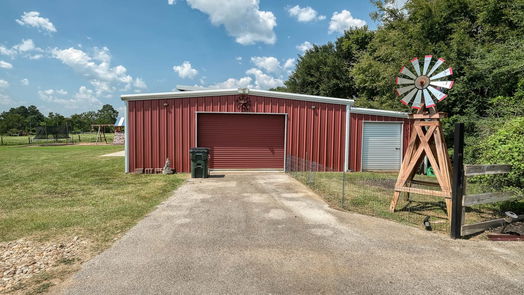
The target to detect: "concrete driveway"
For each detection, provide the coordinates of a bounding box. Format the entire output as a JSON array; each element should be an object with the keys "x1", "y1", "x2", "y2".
[{"x1": 59, "y1": 173, "x2": 523, "y2": 294}]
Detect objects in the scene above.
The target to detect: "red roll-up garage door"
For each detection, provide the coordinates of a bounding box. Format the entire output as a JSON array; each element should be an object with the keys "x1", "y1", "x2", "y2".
[{"x1": 197, "y1": 113, "x2": 285, "y2": 169}]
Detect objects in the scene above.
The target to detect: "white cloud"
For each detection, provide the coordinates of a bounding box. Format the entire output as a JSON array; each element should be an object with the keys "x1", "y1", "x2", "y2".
[
  {"x1": 89, "y1": 80, "x2": 114, "y2": 96},
  {"x1": 51, "y1": 46, "x2": 146, "y2": 94},
  {"x1": 38, "y1": 86, "x2": 102, "y2": 109},
  {"x1": 250, "y1": 56, "x2": 280, "y2": 73},
  {"x1": 0, "y1": 39, "x2": 44, "y2": 59},
  {"x1": 246, "y1": 68, "x2": 283, "y2": 89},
  {"x1": 287, "y1": 5, "x2": 325, "y2": 22},
  {"x1": 385, "y1": 0, "x2": 408, "y2": 9},
  {"x1": 14, "y1": 39, "x2": 36, "y2": 52},
  {"x1": 0, "y1": 93, "x2": 13, "y2": 105},
  {"x1": 133, "y1": 78, "x2": 147, "y2": 89},
  {"x1": 93, "y1": 46, "x2": 111, "y2": 63},
  {"x1": 208, "y1": 76, "x2": 253, "y2": 89},
  {"x1": 0, "y1": 61, "x2": 13, "y2": 69},
  {"x1": 328, "y1": 10, "x2": 366, "y2": 34},
  {"x1": 29, "y1": 54, "x2": 43, "y2": 60},
  {"x1": 250, "y1": 56, "x2": 296, "y2": 74},
  {"x1": 0, "y1": 46, "x2": 16, "y2": 57},
  {"x1": 16, "y1": 11, "x2": 57, "y2": 33},
  {"x1": 168, "y1": 0, "x2": 176, "y2": 5},
  {"x1": 21, "y1": 78, "x2": 29, "y2": 86},
  {"x1": 0, "y1": 80, "x2": 12, "y2": 105},
  {"x1": 283, "y1": 58, "x2": 295, "y2": 70},
  {"x1": 186, "y1": 0, "x2": 276, "y2": 45},
  {"x1": 0, "y1": 80, "x2": 9, "y2": 88},
  {"x1": 296, "y1": 41, "x2": 313, "y2": 52},
  {"x1": 206, "y1": 65, "x2": 285, "y2": 90},
  {"x1": 173, "y1": 61, "x2": 198, "y2": 79}
]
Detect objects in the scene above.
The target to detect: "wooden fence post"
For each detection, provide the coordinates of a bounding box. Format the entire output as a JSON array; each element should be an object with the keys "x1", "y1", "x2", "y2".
[{"x1": 451, "y1": 123, "x2": 465, "y2": 239}]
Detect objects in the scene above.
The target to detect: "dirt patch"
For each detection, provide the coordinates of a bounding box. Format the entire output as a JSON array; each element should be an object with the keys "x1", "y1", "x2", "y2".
[{"x1": 0, "y1": 237, "x2": 92, "y2": 294}]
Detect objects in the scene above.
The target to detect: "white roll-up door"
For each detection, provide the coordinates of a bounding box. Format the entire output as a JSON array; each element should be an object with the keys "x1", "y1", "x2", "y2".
[{"x1": 362, "y1": 122, "x2": 402, "y2": 171}]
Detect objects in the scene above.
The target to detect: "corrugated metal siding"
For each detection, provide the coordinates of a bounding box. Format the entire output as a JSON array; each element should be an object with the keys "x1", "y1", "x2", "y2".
[
  {"x1": 362, "y1": 122, "x2": 402, "y2": 171},
  {"x1": 128, "y1": 95, "x2": 347, "y2": 172},
  {"x1": 197, "y1": 114, "x2": 285, "y2": 169},
  {"x1": 349, "y1": 113, "x2": 412, "y2": 172}
]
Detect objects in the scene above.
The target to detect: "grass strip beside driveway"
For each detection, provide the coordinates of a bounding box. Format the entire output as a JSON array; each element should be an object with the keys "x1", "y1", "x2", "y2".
[{"x1": 0, "y1": 145, "x2": 186, "y2": 246}]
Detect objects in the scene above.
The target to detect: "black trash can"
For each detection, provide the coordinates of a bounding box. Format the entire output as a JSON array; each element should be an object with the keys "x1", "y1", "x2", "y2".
[{"x1": 189, "y1": 147, "x2": 210, "y2": 178}]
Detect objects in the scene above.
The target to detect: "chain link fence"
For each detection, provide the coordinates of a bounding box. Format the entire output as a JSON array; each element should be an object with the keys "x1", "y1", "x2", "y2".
[
  {"x1": 286, "y1": 155, "x2": 453, "y2": 232},
  {"x1": 0, "y1": 132, "x2": 115, "y2": 146},
  {"x1": 286, "y1": 155, "x2": 523, "y2": 235}
]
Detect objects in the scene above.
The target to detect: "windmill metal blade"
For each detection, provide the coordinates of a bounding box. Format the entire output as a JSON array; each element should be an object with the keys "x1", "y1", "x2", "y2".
[
  {"x1": 396, "y1": 85, "x2": 415, "y2": 96},
  {"x1": 410, "y1": 57, "x2": 421, "y2": 76},
  {"x1": 430, "y1": 67, "x2": 453, "y2": 80},
  {"x1": 422, "y1": 55, "x2": 432, "y2": 75},
  {"x1": 429, "y1": 80, "x2": 454, "y2": 89},
  {"x1": 427, "y1": 86, "x2": 448, "y2": 101},
  {"x1": 399, "y1": 66, "x2": 417, "y2": 79},
  {"x1": 423, "y1": 89, "x2": 436, "y2": 107},
  {"x1": 400, "y1": 88, "x2": 418, "y2": 105},
  {"x1": 412, "y1": 90, "x2": 422, "y2": 109},
  {"x1": 427, "y1": 57, "x2": 445, "y2": 76},
  {"x1": 396, "y1": 77, "x2": 414, "y2": 85}
]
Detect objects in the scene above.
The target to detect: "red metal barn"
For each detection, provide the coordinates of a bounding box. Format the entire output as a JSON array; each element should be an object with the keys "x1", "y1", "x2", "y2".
[{"x1": 122, "y1": 88, "x2": 412, "y2": 173}]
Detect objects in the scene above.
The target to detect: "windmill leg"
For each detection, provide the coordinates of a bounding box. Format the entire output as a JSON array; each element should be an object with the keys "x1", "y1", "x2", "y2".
[
  {"x1": 391, "y1": 130, "x2": 424, "y2": 212},
  {"x1": 390, "y1": 191, "x2": 402, "y2": 212},
  {"x1": 445, "y1": 198, "x2": 452, "y2": 221}
]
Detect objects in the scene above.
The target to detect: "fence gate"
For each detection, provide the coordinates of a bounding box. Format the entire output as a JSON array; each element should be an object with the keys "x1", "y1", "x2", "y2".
[{"x1": 450, "y1": 123, "x2": 522, "y2": 238}]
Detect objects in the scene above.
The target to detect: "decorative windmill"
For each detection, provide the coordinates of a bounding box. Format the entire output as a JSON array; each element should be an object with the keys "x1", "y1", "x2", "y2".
[{"x1": 390, "y1": 56, "x2": 455, "y2": 220}]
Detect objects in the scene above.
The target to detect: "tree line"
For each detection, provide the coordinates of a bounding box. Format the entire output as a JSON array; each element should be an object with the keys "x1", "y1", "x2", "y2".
[
  {"x1": 0, "y1": 104, "x2": 119, "y2": 135},
  {"x1": 276, "y1": 0, "x2": 523, "y2": 194}
]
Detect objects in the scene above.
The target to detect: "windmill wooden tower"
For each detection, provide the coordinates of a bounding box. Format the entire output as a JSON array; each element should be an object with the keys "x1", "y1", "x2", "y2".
[{"x1": 390, "y1": 56, "x2": 455, "y2": 220}]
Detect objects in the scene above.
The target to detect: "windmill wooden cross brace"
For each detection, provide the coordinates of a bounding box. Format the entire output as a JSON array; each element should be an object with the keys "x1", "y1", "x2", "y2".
[{"x1": 389, "y1": 110, "x2": 453, "y2": 220}]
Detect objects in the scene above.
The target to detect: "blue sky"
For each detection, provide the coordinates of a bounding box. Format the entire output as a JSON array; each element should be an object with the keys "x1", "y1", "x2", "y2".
[{"x1": 0, "y1": 0, "x2": 386, "y2": 116}]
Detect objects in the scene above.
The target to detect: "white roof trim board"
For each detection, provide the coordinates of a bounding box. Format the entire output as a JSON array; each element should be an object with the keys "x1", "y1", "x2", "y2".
[
  {"x1": 351, "y1": 107, "x2": 409, "y2": 119},
  {"x1": 121, "y1": 88, "x2": 409, "y2": 118},
  {"x1": 121, "y1": 88, "x2": 354, "y2": 106}
]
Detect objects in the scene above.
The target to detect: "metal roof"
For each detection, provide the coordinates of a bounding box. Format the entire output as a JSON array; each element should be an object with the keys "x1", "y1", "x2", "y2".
[
  {"x1": 121, "y1": 88, "x2": 354, "y2": 106},
  {"x1": 114, "y1": 117, "x2": 125, "y2": 127},
  {"x1": 351, "y1": 107, "x2": 409, "y2": 119}
]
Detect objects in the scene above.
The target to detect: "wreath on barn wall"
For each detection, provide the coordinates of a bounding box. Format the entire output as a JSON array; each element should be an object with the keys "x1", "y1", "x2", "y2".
[{"x1": 236, "y1": 95, "x2": 251, "y2": 112}]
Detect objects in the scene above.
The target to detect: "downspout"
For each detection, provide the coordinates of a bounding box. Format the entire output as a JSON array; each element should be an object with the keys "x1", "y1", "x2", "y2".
[{"x1": 344, "y1": 103, "x2": 351, "y2": 172}]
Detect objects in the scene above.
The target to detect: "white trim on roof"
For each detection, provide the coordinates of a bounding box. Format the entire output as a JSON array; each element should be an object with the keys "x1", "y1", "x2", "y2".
[
  {"x1": 351, "y1": 107, "x2": 409, "y2": 119},
  {"x1": 121, "y1": 88, "x2": 354, "y2": 106}
]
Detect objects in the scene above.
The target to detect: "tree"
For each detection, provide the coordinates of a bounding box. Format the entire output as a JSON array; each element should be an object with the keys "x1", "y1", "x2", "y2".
[
  {"x1": 0, "y1": 105, "x2": 45, "y2": 135},
  {"x1": 477, "y1": 117, "x2": 524, "y2": 196},
  {"x1": 45, "y1": 112, "x2": 67, "y2": 127},
  {"x1": 26, "y1": 105, "x2": 45, "y2": 132},
  {"x1": 96, "y1": 104, "x2": 118, "y2": 124},
  {"x1": 284, "y1": 27, "x2": 374, "y2": 99},
  {"x1": 70, "y1": 111, "x2": 97, "y2": 132}
]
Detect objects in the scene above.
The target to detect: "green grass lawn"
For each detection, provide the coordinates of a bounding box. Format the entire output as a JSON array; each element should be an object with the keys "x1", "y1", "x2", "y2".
[
  {"x1": 289, "y1": 171, "x2": 523, "y2": 234},
  {"x1": 0, "y1": 145, "x2": 186, "y2": 293},
  {"x1": 0, "y1": 145, "x2": 185, "y2": 244}
]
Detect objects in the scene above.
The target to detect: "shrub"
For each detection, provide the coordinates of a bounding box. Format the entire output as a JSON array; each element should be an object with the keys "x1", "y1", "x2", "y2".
[{"x1": 477, "y1": 117, "x2": 524, "y2": 196}]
